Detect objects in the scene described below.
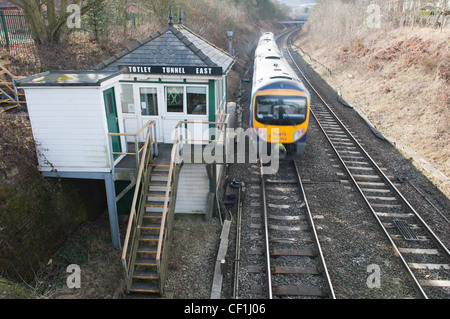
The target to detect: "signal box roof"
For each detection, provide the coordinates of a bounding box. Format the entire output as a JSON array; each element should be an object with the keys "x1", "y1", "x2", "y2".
[
  {"x1": 93, "y1": 24, "x2": 234, "y2": 75},
  {"x1": 16, "y1": 70, "x2": 120, "y2": 87}
]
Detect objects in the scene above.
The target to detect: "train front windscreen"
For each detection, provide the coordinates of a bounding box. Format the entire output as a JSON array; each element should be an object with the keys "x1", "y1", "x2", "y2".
[{"x1": 255, "y1": 95, "x2": 307, "y2": 126}]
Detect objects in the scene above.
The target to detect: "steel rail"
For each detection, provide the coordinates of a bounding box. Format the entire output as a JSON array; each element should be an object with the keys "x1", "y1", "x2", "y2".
[
  {"x1": 259, "y1": 158, "x2": 334, "y2": 299},
  {"x1": 283, "y1": 30, "x2": 450, "y2": 259},
  {"x1": 308, "y1": 105, "x2": 428, "y2": 298},
  {"x1": 292, "y1": 160, "x2": 336, "y2": 299},
  {"x1": 260, "y1": 160, "x2": 273, "y2": 299},
  {"x1": 281, "y1": 29, "x2": 450, "y2": 298},
  {"x1": 233, "y1": 186, "x2": 243, "y2": 299}
]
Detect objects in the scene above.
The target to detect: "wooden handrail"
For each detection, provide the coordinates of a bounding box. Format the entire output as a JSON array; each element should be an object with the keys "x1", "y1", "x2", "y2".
[
  {"x1": 121, "y1": 128, "x2": 152, "y2": 262},
  {"x1": 121, "y1": 116, "x2": 229, "y2": 293},
  {"x1": 174, "y1": 120, "x2": 228, "y2": 129},
  {"x1": 0, "y1": 100, "x2": 26, "y2": 104},
  {"x1": 155, "y1": 135, "x2": 181, "y2": 264},
  {"x1": 108, "y1": 120, "x2": 156, "y2": 137},
  {"x1": 111, "y1": 138, "x2": 157, "y2": 156},
  {"x1": 108, "y1": 120, "x2": 156, "y2": 180},
  {"x1": 119, "y1": 120, "x2": 157, "y2": 274},
  {"x1": 155, "y1": 115, "x2": 229, "y2": 264}
]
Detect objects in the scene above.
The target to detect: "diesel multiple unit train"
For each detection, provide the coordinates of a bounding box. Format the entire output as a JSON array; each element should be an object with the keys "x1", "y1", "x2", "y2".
[{"x1": 250, "y1": 32, "x2": 310, "y2": 155}]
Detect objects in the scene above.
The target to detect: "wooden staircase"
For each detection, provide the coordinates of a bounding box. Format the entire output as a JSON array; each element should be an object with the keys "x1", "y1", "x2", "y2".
[
  {"x1": 118, "y1": 126, "x2": 185, "y2": 297},
  {"x1": 121, "y1": 118, "x2": 228, "y2": 296},
  {"x1": 129, "y1": 164, "x2": 172, "y2": 294}
]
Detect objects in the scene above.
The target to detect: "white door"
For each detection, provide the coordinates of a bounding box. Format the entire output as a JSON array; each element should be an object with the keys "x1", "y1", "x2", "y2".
[
  {"x1": 162, "y1": 85, "x2": 210, "y2": 144},
  {"x1": 138, "y1": 86, "x2": 163, "y2": 143},
  {"x1": 162, "y1": 86, "x2": 185, "y2": 143}
]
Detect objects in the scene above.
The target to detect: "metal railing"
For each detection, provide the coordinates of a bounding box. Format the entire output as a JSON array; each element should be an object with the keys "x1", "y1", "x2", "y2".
[
  {"x1": 155, "y1": 114, "x2": 229, "y2": 292},
  {"x1": 0, "y1": 10, "x2": 36, "y2": 58},
  {"x1": 175, "y1": 113, "x2": 230, "y2": 157},
  {"x1": 112, "y1": 120, "x2": 157, "y2": 291},
  {"x1": 120, "y1": 115, "x2": 229, "y2": 293},
  {"x1": 155, "y1": 125, "x2": 183, "y2": 293},
  {"x1": 108, "y1": 120, "x2": 158, "y2": 172}
]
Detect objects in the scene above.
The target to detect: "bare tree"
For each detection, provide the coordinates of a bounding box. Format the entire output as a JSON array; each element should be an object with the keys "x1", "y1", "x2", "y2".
[{"x1": 8, "y1": 0, "x2": 107, "y2": 44}]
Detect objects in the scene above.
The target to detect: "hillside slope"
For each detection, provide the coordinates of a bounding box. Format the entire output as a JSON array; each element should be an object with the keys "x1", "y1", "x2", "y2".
[{"x1": 294, "y1": 26, "x2": 449, "y2": 197}]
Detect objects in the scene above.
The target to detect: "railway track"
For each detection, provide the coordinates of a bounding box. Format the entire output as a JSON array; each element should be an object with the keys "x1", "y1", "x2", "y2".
[
  {"x1": 239, "y1": 159, "x2": 335, "y2": 299},
  {"x1": 278, "y1": 28, "x2": 450, "y2": 299}
]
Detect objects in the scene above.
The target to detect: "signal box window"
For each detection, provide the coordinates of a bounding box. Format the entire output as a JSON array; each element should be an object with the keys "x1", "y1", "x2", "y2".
[
  {"x1": 140, "y1": 88, "x2": 158, "y2": 116},
  {"x1": 166, "y1": 87, "x2": 184, "y2": 113},
  {"x1": 187, "y1": 86, "x2": 207, "y2": 115},
  {"x1": 121, "y1": 84, "x2": 135, "y2": 113}
]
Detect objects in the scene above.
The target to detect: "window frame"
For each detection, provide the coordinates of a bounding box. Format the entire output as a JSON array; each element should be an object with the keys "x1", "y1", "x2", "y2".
[
  {"x1": 139, "y1": 87, "x2": 159, "y2": 116},
  {"x1": 120, "y1": 84, "x2": 135, "y2": 114},
  {"x1": 186, "y1": 86, "x2": 207, "y2": 115},
  {"x1": 163, "y1": 84, "x2": 209, "y2": 117},
  {"x1": 255, "y1": 95, "x2": 308, "y2": 126}
]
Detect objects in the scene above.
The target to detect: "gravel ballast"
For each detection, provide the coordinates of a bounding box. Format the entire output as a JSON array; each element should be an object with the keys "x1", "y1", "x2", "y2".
[{"x1": 162, "y1": 32, "x2": 449, "y2": 300}]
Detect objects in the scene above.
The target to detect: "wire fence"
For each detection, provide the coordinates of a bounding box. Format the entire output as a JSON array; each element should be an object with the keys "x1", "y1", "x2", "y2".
[{"x1": 0, "y1": 10, "x2": 37, "y2": 59}]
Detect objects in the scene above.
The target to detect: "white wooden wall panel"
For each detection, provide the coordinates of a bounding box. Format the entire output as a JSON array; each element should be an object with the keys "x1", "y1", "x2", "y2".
[
  {"x1": 25, "y1": 87, "x2": 110, "y2": 173},
  {"x1": 123, "y1": 117, "x2": 139, "y2": 143},
  {"x1": 175, "y1": 164, "x2": 209, "y2": 214}
]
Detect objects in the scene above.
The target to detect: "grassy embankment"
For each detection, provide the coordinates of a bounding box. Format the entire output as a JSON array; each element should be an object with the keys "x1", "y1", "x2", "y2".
[{"x1": 294, "y1": 0, "x2": 449, "y2": 197}]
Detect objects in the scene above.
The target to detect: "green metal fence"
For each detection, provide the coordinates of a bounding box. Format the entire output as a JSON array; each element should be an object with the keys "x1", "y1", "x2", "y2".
[{"x1": 0, "y1": 10, "x2": 35, "y2": 57}]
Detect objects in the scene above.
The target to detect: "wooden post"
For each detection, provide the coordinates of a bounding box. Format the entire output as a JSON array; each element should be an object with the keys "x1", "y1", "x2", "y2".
[
  {"x1": 0, "y1": 11, "x2": 9, "y2": 48},
  {"x1": 105, "y1": 173, "x2": 121, "y2": 248}
]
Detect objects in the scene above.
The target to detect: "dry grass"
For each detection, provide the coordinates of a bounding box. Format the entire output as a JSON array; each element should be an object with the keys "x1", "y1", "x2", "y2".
[
  {"x1": 0, "y1": 278, "x2": 34, "y2": 299},
  {"x1": 296, "y1": 3, "x2": 450, "y2": 196},
  {"x1": 31, "y1": 212, "x2": 126, "y2": 299},
  {"x1": 0, "y1": 211, "x2": 126, "y2": 299}
]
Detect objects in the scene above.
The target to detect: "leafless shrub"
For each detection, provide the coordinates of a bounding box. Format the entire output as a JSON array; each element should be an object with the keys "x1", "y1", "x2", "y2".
[
  {"x1": 436, "y1": 59, "x2": 450, "y2": 82},
  {"x1": 368, "y1": 59, "x2": 381, "y2": 70},
  {"x1": 421, "y1": 55, "x2": 439, "y2": 73},
  {"x1": 305, "y1": 0, "x2": 367, "y2": 47},
  {"x1": 304, "y1": 0, "x2": 449, "y2": 51}
]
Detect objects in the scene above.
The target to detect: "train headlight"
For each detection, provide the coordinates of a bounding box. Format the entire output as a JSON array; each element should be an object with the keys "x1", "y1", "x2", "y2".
[
  {"x1": 256, "y1": 127, "x2": 267, "y2": 141},
  {"x1": 293, "y1": 128, "x2": 305, "y2": 141}
]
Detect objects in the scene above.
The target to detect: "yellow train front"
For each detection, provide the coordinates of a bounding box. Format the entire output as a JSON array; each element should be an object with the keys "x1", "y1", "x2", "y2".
[{"x1": 250, "y1": 32, "x2": 310, "y2": 155}]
